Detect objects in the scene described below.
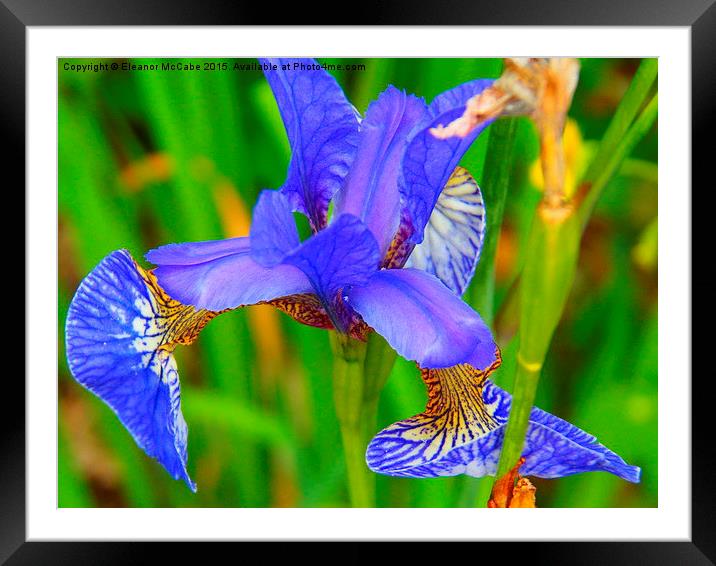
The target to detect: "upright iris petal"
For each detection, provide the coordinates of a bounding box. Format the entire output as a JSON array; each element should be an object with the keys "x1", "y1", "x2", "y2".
[
  {"x1": 261, "y1": 58, "x2": 360, "y2": 231},
  {"x1": 400, "y1": 79, "x2": 494, "y2": 245},
  {"x1": 334, "y1": 86, "x2": 427, "y2": 257}
]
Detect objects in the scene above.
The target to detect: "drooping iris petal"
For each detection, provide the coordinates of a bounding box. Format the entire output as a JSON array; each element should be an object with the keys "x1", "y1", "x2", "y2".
[
  {"x1": 147, "y1": 238, "x2": 312, "y2": 311},
  {"x1": 517, "y1": 400, "x2": 640, "y2": 482},
  {"x1": 261, "y1": 57, "x2": 360, "y2": 231},
  {"x1": 65, "y1": 250, "x2": 220, "y2": 491},
  {"x1": 400, "y1": 79, "x2": 494, "y2": 245},
  {"x1": 405, "y1": 167, "x2": 486, "y2": 295},
  {"x1": 366, "y1": 366, "x2": 641, "y2": 483},
  {"x1": 366, "y1": 361, "x2": 500, "y2": 478},
  {"x1": 249, "y1": 189, "x2": 300, "y2": 267},
  {"x1": 334, "y1": 86, "x2": 426, "y2": 257},
  {"x1": 346, "y1": 268, "x2": 496, "y2": 369},
  {"x1": 283, "y1": 214, "x2": 380, "y2": 328}
]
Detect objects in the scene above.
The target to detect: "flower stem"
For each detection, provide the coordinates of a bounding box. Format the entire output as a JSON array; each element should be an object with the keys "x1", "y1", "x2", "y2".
[
  {"x1": 330, "y1": 332, "x2": 397, "y2": 507},
  {"x1": 495, "y1": 202, "x2": 581, "y2": 478},
  {"x1": 577, "y1": 93, "x2": 658, "y2": 229},
  {"x1": 339, "y1": 422, "x2": 373, "y2": 508},
  {"x1": 362, "y1": 332, "x2": 398, "y2": 436},
  {"x1": 494, "y1": 354, "x2": 543, "y2": 477},
  {"x1": 576, "y1": 59, "x2": 657, "y2": 227}
]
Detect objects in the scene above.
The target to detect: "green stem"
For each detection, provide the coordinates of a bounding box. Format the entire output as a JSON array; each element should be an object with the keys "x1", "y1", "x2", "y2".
[
  {"x1": 331, "y1": 333, "x2": 372, "y2": 507},
  {"x1": 495, "y1": 204, "x2": 581, "y2": 479},
  {"x1": 330, "y1": 332, "x2": 397, "y2": 507},
  {"x1": 580, "y1": 59, "x2": 657, "y2": 192},
  {"x1": 363, "y1": 332, "x2": 398, "y2": 406},
  {"x1": 339, "y1": 424, "x2": 373, "y2": 508},
  {"x1": 495, "y1": 355, "x2": 542, "y2": 476},
  {"x1": 362, "y1": 333, "x2": 398, "y2": 439},
  {"x1": 578, "y1": 94, "x2": 658, "y2": 229}
]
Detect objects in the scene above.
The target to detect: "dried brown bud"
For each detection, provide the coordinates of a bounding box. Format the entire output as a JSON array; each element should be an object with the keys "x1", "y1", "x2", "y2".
[
  {"x1": 430, "y1": 87, "x2": 510, "y2": 139},
  {"x1": 488, "y1": 456, "x2": 537, "y2": 508},
  {"x1": 509, "y1": 477, "x2": 537, "y2": 508},
  {"x1": 430, "y1": 58, "x2": 580, "y2": 143}
]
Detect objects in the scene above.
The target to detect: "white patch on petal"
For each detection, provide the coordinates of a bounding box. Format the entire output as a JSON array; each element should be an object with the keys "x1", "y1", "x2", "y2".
[
  {"x1": 406, "y1": 167, "x2": 486, "y2": 295},
  {"x1": 134, "y1": 295, "x2": 156, "y2": 319}
]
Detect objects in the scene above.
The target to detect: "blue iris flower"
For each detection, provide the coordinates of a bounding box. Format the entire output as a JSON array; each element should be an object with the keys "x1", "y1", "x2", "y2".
[{"x1": 65, "y1": 58, "x2": 640, "y2": 492}]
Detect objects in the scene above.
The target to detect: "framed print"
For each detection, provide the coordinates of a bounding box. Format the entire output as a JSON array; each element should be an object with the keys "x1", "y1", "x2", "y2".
[{"x1": 8, "y1": 0, "x2": 710, "y2": 561}]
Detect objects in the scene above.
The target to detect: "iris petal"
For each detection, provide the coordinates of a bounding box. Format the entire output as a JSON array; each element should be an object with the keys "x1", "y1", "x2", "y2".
[
  {"x1": 145, "y1": 237, "x2": 247, "y2": 265},
  {"x1": 346, "y1": 268, "x2": 497, "y2": 369},
  {"x1": 366, "y1": 361, "x2": 500, "y2": 478},
  {"x1": 65, "y1": 250, "x2": 221, "y2": 491},
  {"x1": 283, "y1": 214, "x2": 380, "y2": 327},
  {"x1": 261, "y1": 57, "x2": 360, "y2": 231},
  {"x1": 334, "y1": 86, "x2": 426, "y2": 257},
  {"x1": 249, "y1": 189, "x2": 300, "y2": 267},
  {"x1": 400, "y1": 79, "x2": 494, "y2": 245},
  {"x1": 406, "y1": 166, "x2": 486, "y2": 295},
  {"x1": 147, "y1": 238, "x2": 312, "y2": 311},
  {"x1": 366, "y1": 365, "x2": 641, "y2": 483}
]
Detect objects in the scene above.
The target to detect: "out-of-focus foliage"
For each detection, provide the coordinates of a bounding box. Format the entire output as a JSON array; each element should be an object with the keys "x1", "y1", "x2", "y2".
[{"x1": 58, "y1": 58, "x2": 657, "y2": 508}]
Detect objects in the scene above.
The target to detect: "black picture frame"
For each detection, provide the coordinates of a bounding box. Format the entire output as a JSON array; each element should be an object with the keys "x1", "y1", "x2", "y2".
[{"x1": 7, "y1": 0, "x2": 710, "y2": 562}]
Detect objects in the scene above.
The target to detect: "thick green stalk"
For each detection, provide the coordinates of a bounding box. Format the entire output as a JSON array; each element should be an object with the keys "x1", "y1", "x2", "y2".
[
  {"x1": 330, "y1": 332, "x2": 397, "y2": 507},
  {"x1": 496, "y1": 359, "x2": 540, "y2": 473},
  {"x1": 362, "y1": 332, "x2": 398, "y2": 429},
  {"x1": 496, "y1": 203, "x2": 581, "y2": 477},
  {"x1": 331, "y1": 333, "x2": 371, "y2": 507},
  {"x1": 363, "y1": 332, "x2": 398, "y2": 401}
]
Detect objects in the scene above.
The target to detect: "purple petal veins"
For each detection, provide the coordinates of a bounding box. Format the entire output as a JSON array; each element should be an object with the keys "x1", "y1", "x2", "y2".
[{"x1": 261, "y1": 58, "x2": 360, "y2": 231}]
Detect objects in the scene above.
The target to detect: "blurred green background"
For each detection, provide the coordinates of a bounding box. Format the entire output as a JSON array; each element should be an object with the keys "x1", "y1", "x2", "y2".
[{"x1": 58, "y1": 58, "x2": 657, "y2": 508}]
